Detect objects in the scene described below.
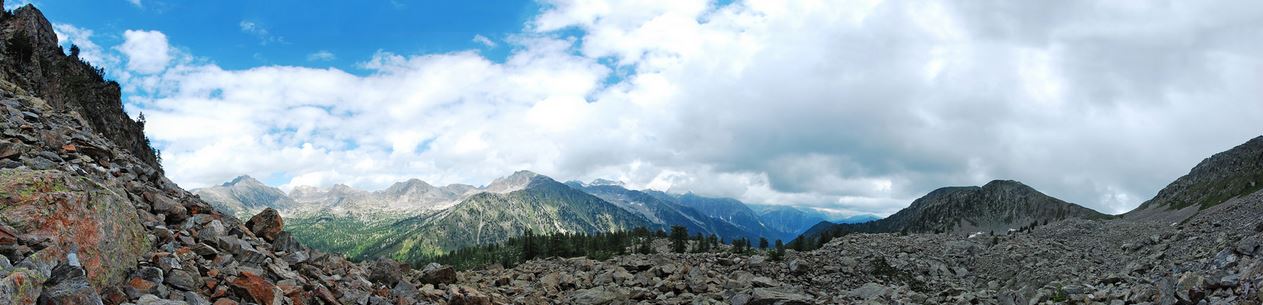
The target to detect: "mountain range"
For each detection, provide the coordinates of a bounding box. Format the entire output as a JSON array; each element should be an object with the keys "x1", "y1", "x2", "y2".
[{"x1": 192, "y1": 170, "x2": 835, "y2": 260}]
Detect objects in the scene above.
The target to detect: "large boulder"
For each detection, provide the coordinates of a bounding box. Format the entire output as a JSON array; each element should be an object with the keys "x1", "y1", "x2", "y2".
[
  {"x1": 420, "y1": 263, "x2": 457, "y2": 285},
  {"x1": 368, "y1": 258, "x2": 403, "y2": 287},
  {"x1": 245, "y1": 208, "x2": 284, "y2": 242},
  {"x1": 0, "y1": 169, "x2": 149, "y2": 293}
]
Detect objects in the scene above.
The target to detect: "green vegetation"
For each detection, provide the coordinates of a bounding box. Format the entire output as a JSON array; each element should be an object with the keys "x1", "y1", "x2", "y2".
[
  {"x1": 418, "y1": 227, "x2": 651, "y2": 270},
  {"x1": 417, "y1": 225, "x2": 778, "y2": 270}
]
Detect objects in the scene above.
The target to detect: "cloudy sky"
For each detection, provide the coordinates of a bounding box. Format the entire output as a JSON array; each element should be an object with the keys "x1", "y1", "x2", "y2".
[{"x1": 34, "y1": 0, "x2": 1263, "y2": 216}]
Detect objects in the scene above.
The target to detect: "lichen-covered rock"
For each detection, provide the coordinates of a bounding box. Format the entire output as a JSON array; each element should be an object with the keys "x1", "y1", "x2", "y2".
[{"x1": 0, "y1": 169, "x2": 149, "y2": 292}]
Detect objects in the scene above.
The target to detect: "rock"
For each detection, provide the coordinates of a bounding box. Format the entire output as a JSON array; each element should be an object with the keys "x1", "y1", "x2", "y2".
[
  {"x1": 750, "y1": 277, "x2": 778, "y2": 288},
  {"x1": 447, "y1": 286, "x2": 491, "y2": 305},
  {"x1": 183, "y1": 291, "x2": 211, "y2": 305},
  {"x1": 1175, "y1": 272, "x2": 1205, "y2": 304},
  {"x1": 420, "y1": 263, "x2": 457, "y2": 285},
  {"x1": 787, "y1": 259, "x2": 807, "y2": 274},
  {"x1": 136, "y1": 294, "x2": 189, "y2": 305},
  {"x1": 849, "y1": 283, "x2": 890, "y2": 300},
  {"x1": 0, "y1": 142, "x2": 21, "y2": 160},
  {"x1": 748, "y1": 287, "x2": 813, "y2": 305},
  {"x1": 36, "y1": 264, "x2": 103, "y2": 305},
  {"x1": 145, "y1": 192, "x2": 189, "y2": 223},
  {"x1": 748, "y1": 255, "x2": 766, "y2": 266},
  {"x1": 230, "y1": 272, "x2": 282, "y2": 305},
  {"x1": 0, "y1": 224, "x2": 17, "y2": 245},
  {"x1": 197, "y1": 220, "x2": 225, "y2": 242},
  {"x1": 368, "y1": 257, "x2": 403, "y2": 287},
  {"x1": 211, "y1": 299, "x2": 238, "y2": 305},
  {"x1": 165, "y1": 269, "x2": 201, "y2": 291},
  {"x1": 1236, "y1": 234, "x2": 1260, "y2": 256},
  {"x1": 245, "y1": 208, "x2": 283, "y2": 241},
  {"x1": 568, "y1": 286, "x2": 628, "y2": 305}
]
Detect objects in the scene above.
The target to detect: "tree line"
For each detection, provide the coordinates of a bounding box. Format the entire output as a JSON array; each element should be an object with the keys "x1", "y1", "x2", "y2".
[{"x1": 416, "y1": 225, "x2": 788, "y2": 270}]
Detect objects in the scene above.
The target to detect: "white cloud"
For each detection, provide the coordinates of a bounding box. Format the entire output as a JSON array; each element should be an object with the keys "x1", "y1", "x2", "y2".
[
  {"x1": 127, "y1": 0, "x2": 142, "y2": 8},
  {"x1": 472, "y1": 34, "x2": 497, "y2": 47},
  {"x1": 239, "y1": 20, "x2": 286, "y2": 45},
  {"x1": 96, "y1": 0, "x2": 1263, "y2": 217},
  {"x1": 54, "y1": 23, "x2": 120, "y2": 68},
  {"x1": 306, "y1": 50, "x2": 336, "y2": 62},
  {"x1": 117, "y1": 30, "x2": 171, "y2": 74}
]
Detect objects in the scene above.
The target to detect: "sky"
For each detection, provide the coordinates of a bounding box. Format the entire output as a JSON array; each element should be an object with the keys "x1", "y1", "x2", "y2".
[{"x1": 33, "y1": 0, "x2": 1263, "y2": 217}]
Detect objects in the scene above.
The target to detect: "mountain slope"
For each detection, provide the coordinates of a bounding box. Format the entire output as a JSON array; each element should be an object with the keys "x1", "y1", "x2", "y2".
[
  {"x1": 575, "y1": 182, "x2": 762, "y2": 241},
  {"x1": 362, "y1": 172, "x2": 656, "y2": 261},
  {"x1": 665, "y1": 192, "x2": 787, "y2": 239},
  {"x1": 1126, "y1": 136, "x2": 1263, "y2": 222},
  {"x1": 191, "y1": 175, "x2": 296, "y2": 217},
  {"x1": 751, "y1": 205, "x2": 828, "y2": 236},
  {"x1": 802, "y1": 180, "x2": 1109, "y2": 239}
]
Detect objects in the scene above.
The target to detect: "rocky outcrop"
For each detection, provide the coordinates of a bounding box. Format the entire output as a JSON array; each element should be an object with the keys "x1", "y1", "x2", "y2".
[
  {"x1": 0, "y1": 8, "x2": 490, "y2": 302},
  {"x1": 1128, "y1": 136, "x2": 1263, "y2": 221},
  {"x1": 0, "y1": 4, "x2": 160, "y2": 170}
]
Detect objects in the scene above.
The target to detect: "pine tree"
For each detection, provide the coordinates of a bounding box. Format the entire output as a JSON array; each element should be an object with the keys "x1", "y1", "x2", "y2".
[
  {"x1": 638, "y1": 236, "x2": 653, "y2": 254},
  {"x1": 670, "y1": 226, "x2": 689, "y2": 253},
  {"x1": 758, "y1": 237, "x2": 769, "y2": 250},
  {"x1": 523, "y1": 229, "x2": 536, "y2": 260}
]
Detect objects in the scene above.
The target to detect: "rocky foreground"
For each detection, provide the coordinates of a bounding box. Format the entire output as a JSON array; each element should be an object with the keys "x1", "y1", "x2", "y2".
[{"x1": 450, "y1": 191, "x2": 1263, "y2": 305}]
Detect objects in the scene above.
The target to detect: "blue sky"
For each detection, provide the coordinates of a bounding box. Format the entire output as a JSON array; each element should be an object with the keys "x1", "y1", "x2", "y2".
[
  {"x1": 28, "y1": 0, "x2": 1263, "y2": 216},
  {"x1": 27, "y1": 0, "x2": 537, "y2": 71}
]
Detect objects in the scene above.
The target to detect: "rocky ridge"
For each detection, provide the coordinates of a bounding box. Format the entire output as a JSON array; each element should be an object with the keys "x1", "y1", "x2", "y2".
[{"x1": 803, "y1": 180, "x2": 1111, "y2": 239}]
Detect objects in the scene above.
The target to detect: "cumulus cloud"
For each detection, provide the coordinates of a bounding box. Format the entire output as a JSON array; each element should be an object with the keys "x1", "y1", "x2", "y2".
[
  {"x1": 307, "y1": 50, "x2": 336, "y2": 62},
  {"x1": 117, "y1": 30, "x2": 171, "y2": 74},
  {"x1": 95, "y1": 0, "x2": 1263, "y2": 216},
  {"x1": 54, "y1": 23, "x2": 120, "y2": 68}
]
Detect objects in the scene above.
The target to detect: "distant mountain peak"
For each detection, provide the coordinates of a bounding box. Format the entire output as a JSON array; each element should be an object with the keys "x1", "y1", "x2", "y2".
[
  {"x1": 384, "y1": 178, "x2": 436, "y2": 195},
  {"x1": 224, "y1": 175, "x2": 264, "y2": 187},
  {"x1": 486, "y1": 170, "x2": 545, "y2": 193},
  {"x1": 588, "y1": 178, "x2": 626, "y2": 187}
]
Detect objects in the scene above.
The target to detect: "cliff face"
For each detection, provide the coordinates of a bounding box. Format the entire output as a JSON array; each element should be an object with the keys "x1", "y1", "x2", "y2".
[{"x1": 0, "y1": 5, "x2": 160, "y2": 171}]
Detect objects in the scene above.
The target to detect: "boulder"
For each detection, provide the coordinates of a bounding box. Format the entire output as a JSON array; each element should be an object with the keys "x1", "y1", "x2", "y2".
[
  {"x1": 749, "y1": 287, "x2": 814, "y2": 305},
  {"x1": 165, "y1": 269, "x2": 202, "y2": 291},
  {"x1": 135, "y1": 294, "x2": 189, "y2": 305},
  {"x1": 144, "y1": 192, "x2": 189, "y2": 223},
  {"x1": 849, "y1": 283, "x2": 890, "y2": 300},
  {"x1": 447, "y1": 286, "x2": 491, "y2": 305},
  {"x1": 420, "y1": 263, "x2": 457, "y2": 285},
  {"x1": 245, "y1": 208, "x2": 284, "y2": 241},
  {"x1": 368, "y1": 257, "x2": 403, "y2": 287},
  {"x1": 567, "y1": 286, "x2": 628, "y2": 305},
  {"x1": 1175, "y1": 272, "x2": 1205, "y2": 304},
  {"x1": 0, "y1": 170, "x2": 149, "y2": 292},
  {"x1": 230, "y1": 272, "x2": 283, "y2": 305},
  {"x1": 36, "y1": 264, "x2": 103, "y2": 305}
]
